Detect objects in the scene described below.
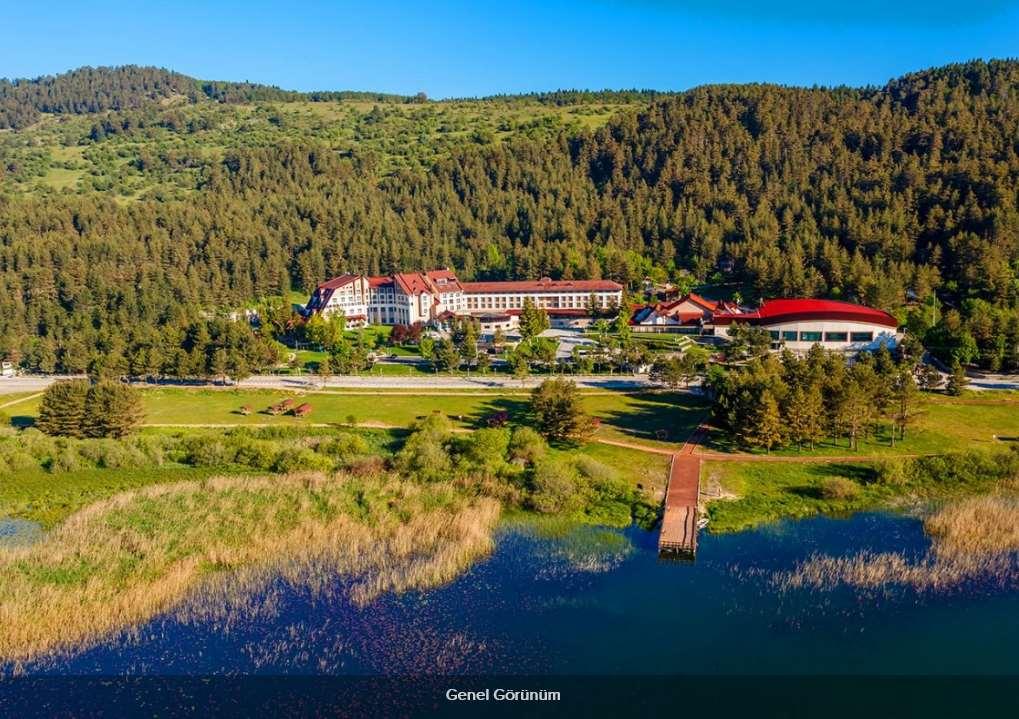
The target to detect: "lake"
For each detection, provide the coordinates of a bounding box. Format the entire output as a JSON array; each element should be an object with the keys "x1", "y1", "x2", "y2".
[{"x1": 20, "y1": 511, "x2": 1019, "y2": 677}]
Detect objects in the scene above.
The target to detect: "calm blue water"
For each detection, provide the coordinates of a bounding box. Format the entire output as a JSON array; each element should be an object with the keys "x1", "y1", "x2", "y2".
[{"x1": 21, "y1": 513, "x2": 1019, "y2": 676}]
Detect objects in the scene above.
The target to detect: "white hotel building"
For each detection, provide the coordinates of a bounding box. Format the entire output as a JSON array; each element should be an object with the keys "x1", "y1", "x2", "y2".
[{"x1": 305, "y1": 270, "x2": 622, "y2": 328}]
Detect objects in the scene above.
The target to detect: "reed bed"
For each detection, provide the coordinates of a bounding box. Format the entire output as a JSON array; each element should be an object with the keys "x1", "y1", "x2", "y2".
[
  {"x1": 0, "y1": 472, "x2": 499, "y2": 664},
  {"x1": 780, "y1": 494, "x2": 1019, "y2": 592}
]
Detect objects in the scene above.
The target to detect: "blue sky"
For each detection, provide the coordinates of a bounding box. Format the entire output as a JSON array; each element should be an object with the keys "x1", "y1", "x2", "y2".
[{"x1": 3, "y1": 1, "x2": 1018, "y2": 96}]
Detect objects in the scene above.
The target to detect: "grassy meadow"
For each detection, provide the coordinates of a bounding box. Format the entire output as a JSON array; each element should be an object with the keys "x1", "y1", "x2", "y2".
[
  {"x1": 704, "y1": 445, "x2": 1019, "y2": 533},
  {"x1": 5, "y1": 386, "x2": 711, "y2": 450}
]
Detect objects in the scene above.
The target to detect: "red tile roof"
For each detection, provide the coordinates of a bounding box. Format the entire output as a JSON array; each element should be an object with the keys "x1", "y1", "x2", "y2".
[
  {"x1": 461, "y1": 278, "x2": 622, "y2": 294},
  {"x1": 316, "y1": 274, "x2": 362, "y2": 290},
  {"x1": 425, "y1": 269, "x2": 464, "y2": 293},
  {"x1": 713, "y1": 299, "x2": 899, "y2": 328}
]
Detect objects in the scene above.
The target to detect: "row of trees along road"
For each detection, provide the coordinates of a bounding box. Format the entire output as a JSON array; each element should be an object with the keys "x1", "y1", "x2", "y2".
[{"x1": 710, "y1": 341, "x2": 946, "y2": 453}]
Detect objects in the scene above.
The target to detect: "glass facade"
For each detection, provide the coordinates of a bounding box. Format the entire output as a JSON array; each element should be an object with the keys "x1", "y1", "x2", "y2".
[
  {"x1": 824, "y1": 332, "x2": 848, "y2": 342},
  {"x1": 799, "y1": 331, "x2": 822, "y2": 342},
  {"x1": 850, "y1": 331, "x2": 874, "y2": 342}
]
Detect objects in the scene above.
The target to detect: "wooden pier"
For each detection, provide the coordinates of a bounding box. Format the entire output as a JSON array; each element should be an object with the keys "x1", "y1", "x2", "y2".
[{"x1": 658, "y1": 454, "x2": 701, "y2": 559}]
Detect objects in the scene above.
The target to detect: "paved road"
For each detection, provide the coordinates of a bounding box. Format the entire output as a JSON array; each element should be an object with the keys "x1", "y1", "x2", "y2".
[
  {"x1": 1, "y1": 368, "x2": 1016, "y2": 395},
  {"x1": 0, "y1": 373, "x2": 655, "y2": 395}
]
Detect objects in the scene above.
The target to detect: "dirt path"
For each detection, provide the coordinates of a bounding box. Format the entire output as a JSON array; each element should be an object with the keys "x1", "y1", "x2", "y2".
[
  {"x1": 0, "y1": 392, "x2": 41, "y2": 410},
  {"x1": 589, "y1": 437, "x2": 676, "y2": 456}
]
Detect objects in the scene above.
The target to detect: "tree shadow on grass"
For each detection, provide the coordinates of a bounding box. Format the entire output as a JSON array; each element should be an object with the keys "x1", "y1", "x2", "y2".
[
  {"x1": 596, "y1": 394, "x2": 708, "y2": 443},
  {"x1": 467, "y1": 397, "x2": 530, "y2": 429},
  {"x1": 10, "y1": 415, "x2": 34, "y2": 429}
]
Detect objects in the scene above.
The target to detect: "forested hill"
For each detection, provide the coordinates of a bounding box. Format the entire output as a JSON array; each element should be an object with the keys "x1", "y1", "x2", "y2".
[{"x1": 0, "y1": 60, "x2": 1017, "y2": 374}]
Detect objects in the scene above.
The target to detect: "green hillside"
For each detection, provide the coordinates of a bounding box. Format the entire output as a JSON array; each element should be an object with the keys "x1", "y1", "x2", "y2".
[
  {"x1": 0, "y1": 62, "x2": 1016, "y2": 375},
  {"x1": 0, "y1": 66, "x2": 652, "y2": 198}
]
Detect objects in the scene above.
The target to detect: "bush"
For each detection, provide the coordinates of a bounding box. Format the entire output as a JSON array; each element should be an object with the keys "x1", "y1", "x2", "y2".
[
  {"x1": 272, "y1": 448, "x2": 335, "y2": 473},
  {"x1": 346, "y1": 455, "x2": 387, "y2": 477},
  {"x1": 876, "y1": 458, "x2": 910, "y2": 486},
  {"x1": 77, "y1": 438, "x2": 148, "y2": 469},
  {"x1": 232, "y1": 438, "x2": 280, "y2": 470},
  {"x1": 530, "y1": 458, "x2": 584, "y2": 514},
  {"x1": 819, "y1": 477, "x2": 861, "y2": 500},
  {"x1": 319, "y1": 433, "x2": 371, "y2": 460},
  {"x1": 0, "y1": 447, "x2": 37, "y2": 471},
  {"x1": 48, "y1": 446, "x2": 82, "y2": 473},
  {"x1": 396, "y1": 414, "x2": 454, "y2": 482},
  {"x1": 460, "y1": 428, "x2": 510, "y2": 476},
  {"x1": 508, "y1": 426, "x2": 547, "y2": 466},
  {"x1": 180, "y1": 435, "x2": 236, "y2": 467},
  {"x1": 130, "y1": 435, "x2": 168, "y2": 466}
]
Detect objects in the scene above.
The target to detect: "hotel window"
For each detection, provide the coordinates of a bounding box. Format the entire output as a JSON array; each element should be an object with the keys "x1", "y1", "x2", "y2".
[
  {"x1": 850, "y1": 331, "x2": 874, "y2": 342},
  {"x1": 799, "y1": 331, "x2": 822, "y2": 342},
  {"x1": 781, "y1": 330, "x2": 798, "y2": 341},
  {"x1": 824, "y1": 332, "x2": 848, "y2": 342}
]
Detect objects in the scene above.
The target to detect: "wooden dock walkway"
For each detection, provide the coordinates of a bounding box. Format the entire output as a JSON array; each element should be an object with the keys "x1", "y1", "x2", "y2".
[{"x1": 658, "y1": 453, "x2": 702, "y2": 559}]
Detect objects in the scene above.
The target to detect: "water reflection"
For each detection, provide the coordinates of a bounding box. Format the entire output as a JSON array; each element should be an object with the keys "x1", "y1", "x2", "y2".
[{"x1": 17, "y1": 513, "x2": 1019, "y2": 676}]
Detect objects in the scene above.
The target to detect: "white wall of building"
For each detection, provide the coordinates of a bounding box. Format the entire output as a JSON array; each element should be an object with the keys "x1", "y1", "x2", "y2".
[{"x1": 715, "y1": 319, "x2": 899, "y2": 352}]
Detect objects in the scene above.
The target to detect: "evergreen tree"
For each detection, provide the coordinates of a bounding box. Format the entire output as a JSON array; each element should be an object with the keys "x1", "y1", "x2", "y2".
[
  {"x1": 84, "y1": 381, "x2": 143, "y2": 438},
  {"x1": 35, "y1": 379, "x2": 90, "y2": 437},
  {"x1": 519, "y1": 299, "x2": 550, "y2": 340},
  {"x1": 946, "y1": 361, "x2": 969, "y2": 396},
  {"x1": 530, "y1": 378, "x2": 592, "y2": 442}
]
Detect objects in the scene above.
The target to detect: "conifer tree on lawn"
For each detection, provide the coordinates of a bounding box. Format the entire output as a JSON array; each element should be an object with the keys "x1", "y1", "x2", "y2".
[
  {"x1": 946, "y1": 360, "x2": 969, "y2": 396},
  {"x1": 530, "y1": 378, "x2": 592, "y2": 442},
  {"x1": 84, "y1": 381, "x2": 144, "y2": 438},
  {"x1": 35, "y1": 379, "x2": 90, "y2": 437}
]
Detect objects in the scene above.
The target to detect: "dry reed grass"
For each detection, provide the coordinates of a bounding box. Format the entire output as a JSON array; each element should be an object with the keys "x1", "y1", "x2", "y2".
[
  {"x1": 781, "y1": 494, "x2": 1019, "y2": 592},
  {"x1": 0, "y1": 472, "x2": 499, "y2": 665}
]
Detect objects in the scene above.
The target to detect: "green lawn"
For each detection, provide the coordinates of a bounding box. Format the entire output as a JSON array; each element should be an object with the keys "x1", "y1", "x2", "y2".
[
  {"x1": 702, "y1": 461, "x2": 887, "y2": 533},
  {"x1": 703, "y1": 395, "x2": 1018, "y2": 457},
  {"x1": 574, "y1": 442, "x2": 673, "y2": 495},
  {"x1": 8, "y1": 387, "x2": 708, "y2": 450}
]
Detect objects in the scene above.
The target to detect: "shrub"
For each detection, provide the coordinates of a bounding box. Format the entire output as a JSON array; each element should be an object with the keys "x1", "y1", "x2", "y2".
[
  {"x1": 530, "y1": 458, "x2": 584, "y2": 514},
  {"x1": 319, "y1": 433, "x2": 371, "y2": 460},
  {"x1": 130, "y1": 435, "x2": 167, "y2": 466},
  {"x1": 272, "y1": 448, "x2": 335, "y2": 473},
  {"x1": 292, "y1": 403, "x2": 312, "y2": 417},
  {"x1": 460, "y1": 428, "x2": 510, "y2": 476},
  {"x1": 396, "y1": 414, "x2": 454, "y2": 482},
  {"x1": 180, "y1": 435, "x2": 236, "y2": 467},
  {"x1": 508, "y1": 426, "x2": 547, "y2": 466},
  {"x1": 77, "y1": 439, "x2": 147, "y2": 469},
  {"x1": 346, "y1": 414, "x2": 357, "y2": 427},
  {"x1": 876, "y1": 458, "x2": 910, "y2": 486},
  {"x1": 232, "y1": 438, "x2": 280, "y2": 470},
  {"x1": 0, "y1": 448, "x2": 37, "y2": 471},
  {"x1": 819, "y1": 477, "x2": 861, "y2": 500},
  {"x1": 48, "y1": 446, "x2": 82, "y2": 473}
]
